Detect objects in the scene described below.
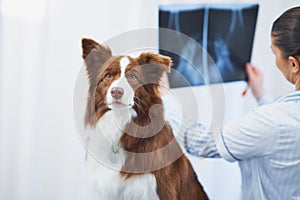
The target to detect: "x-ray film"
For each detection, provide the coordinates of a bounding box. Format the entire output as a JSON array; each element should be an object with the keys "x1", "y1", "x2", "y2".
[{"x1": 159, "y1": 4, "x2": 259, "y2": 88}]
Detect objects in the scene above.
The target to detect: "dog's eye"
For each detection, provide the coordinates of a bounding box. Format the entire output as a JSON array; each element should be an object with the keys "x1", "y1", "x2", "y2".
[
  {"x1": 105, "y1": 74, "x2": 111, "y2": 79},
  {"x1": 129, "y1": 75, "x2": 137, "y2": 81}
]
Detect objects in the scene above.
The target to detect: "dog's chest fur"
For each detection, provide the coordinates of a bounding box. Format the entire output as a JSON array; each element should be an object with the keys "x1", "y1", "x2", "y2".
[
  {"x1": 90, "y1": 161, "x2": 159, "y2": 200},
  {"x1": 88, "y1": 110, "x2": 159, "y2": 200}
]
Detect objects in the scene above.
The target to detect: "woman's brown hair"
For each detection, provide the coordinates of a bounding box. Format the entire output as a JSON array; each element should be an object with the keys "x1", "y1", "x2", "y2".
[{"x1": 272, "y1": 7, "x2": 300, "y2": 58}]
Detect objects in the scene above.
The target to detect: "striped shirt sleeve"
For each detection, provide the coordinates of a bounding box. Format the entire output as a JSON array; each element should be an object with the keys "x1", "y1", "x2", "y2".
[
  {"x1": 165, "y1": 108, "x2": 220, "y2": 158},
  {"x1": 181, "y1": 120, "x2": 220, "y2": 158}
]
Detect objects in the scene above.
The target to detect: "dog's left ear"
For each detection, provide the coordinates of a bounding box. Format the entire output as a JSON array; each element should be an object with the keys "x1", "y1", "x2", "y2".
[
  {"x1": 138, "y1": 52, "x2": 172, "y2": 73},
  {"x1": 82, "y1": 38, "x2": 99, "y2": 59},
  {"x1": 81, "y1": 38, "x2": 112, "y2": 83}
]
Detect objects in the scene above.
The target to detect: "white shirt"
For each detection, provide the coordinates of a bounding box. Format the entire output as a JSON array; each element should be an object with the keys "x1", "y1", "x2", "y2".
[{"x1": 163, "y1": 91, "x2": 300, "y2": 200}]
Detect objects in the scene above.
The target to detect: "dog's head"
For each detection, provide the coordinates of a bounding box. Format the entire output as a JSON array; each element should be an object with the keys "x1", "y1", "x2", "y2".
[{"x1": 82, "y1": 38, "x2": 172, "y2": 127}]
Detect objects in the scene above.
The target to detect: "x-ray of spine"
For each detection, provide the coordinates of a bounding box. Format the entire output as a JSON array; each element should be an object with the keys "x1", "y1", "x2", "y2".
[{"x1": 159, "y1": 4, "x2": 259, "y2": 88}]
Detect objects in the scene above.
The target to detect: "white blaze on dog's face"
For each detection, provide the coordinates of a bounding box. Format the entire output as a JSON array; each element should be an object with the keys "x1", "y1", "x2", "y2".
[{"x1": 106, "y1": 56, "x2": 134, "y2": 109}]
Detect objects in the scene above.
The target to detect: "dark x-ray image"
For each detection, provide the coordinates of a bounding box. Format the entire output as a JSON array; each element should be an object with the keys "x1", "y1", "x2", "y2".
[{"x1": 159, "y1": 4, "x2": 259, "y2": 88}]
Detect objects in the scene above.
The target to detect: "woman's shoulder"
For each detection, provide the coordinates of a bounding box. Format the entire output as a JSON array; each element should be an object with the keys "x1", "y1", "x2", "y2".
[{"x1": 253, "y1": 98, "x2": 300, "y2": 127}]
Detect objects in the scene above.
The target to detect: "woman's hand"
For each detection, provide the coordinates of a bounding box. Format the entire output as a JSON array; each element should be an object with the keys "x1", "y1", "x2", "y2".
[{"x1": 246, "y1": 63, "x2": 265, "y2": 101}]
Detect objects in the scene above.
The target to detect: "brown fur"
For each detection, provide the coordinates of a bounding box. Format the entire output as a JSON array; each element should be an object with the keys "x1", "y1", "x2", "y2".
[
  {"x1": 82, "y1": 38, "x2": 208, "y2": 200},
  {"x1": 82, "y1": 38, "x2": 125, "y2": 127}
]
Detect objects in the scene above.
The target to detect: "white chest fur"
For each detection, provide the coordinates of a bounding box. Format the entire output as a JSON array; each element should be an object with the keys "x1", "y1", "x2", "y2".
[
  {"x1": 87, "y1": 110, "x2": 159, "y2": 200},
  {"x1": 88, "y1": 161, "x2": 159, "y2": 200}
]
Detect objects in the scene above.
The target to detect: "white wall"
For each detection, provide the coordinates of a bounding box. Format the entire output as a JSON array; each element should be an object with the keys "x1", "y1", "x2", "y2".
[{"x1": 0, "y1": 0, "x2": 299, "y2": 200}]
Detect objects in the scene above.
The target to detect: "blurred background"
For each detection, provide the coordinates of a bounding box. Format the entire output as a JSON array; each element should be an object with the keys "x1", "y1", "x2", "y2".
[{"x1": 0, "y1": 0, "x2": 299, "y2": 200}]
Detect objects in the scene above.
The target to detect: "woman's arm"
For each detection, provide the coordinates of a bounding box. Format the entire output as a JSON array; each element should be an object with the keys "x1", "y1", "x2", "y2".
[{"x1": 162, "y1": 93, "x2": 220, "y2": 158}]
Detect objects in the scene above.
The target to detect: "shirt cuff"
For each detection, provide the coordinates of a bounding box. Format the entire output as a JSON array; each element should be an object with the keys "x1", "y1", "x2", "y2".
[
  {"x1": 213, "y1": 128, "x2": 238, "y2": 162},
  {"x1": 257, "y1": 95, "x2": 273, "y2": 106}
]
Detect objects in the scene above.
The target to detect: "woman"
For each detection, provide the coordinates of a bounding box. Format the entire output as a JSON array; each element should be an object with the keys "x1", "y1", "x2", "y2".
[{"x1": 163, "y1": 6, "x2": 300, "y2": 199}]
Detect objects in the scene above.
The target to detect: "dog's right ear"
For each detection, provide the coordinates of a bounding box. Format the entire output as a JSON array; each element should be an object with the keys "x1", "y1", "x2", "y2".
[
  {"x1": 81, "y1": 38, "x2": 112, "y2": 82},
  {"x1": 82, "y1": 38, "x2": 112, "y2": 128}
]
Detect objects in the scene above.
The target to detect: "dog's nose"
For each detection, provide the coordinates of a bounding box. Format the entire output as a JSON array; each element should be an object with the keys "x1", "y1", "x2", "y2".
[{"x1": 111, "y1": 87, "x2": 124, "y2": 99}]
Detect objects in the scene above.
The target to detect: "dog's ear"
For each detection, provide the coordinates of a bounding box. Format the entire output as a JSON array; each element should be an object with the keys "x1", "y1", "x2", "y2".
[
  {"x1": 82, "y1": 38, "x2": 99, "y2": 59},
  {"x1": 138, "y1": 52, "x2": 172, "y2": 73},
  {"x1": 132, "y1": 52, "x2": 172, "y2": 84},
  {"x1": 81, "y1": 38, "x2": 112, "y2": 82},
  {"x1": 82, "y1": 38, "x2": 112, "y2": 128}
]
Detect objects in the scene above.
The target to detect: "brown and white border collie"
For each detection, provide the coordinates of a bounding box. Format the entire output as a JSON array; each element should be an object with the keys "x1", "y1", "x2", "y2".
[{"x1": 81, "y1": 38, "x2": 208, "y2": 200}]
